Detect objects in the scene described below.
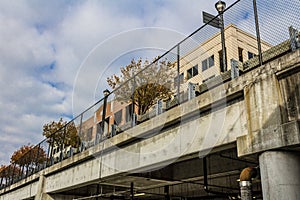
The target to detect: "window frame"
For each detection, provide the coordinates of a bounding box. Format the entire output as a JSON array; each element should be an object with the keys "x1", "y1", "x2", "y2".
[
  {"x1": 125, "y1": 104, "x2": 133, "y2": 123},
  {"x1": 114, "y1": 110, "x2": 122, "y2": 125},
  {"x1": 202, "y1": 55, "x2": 214, "y2": 72},
  {"x1": 187, "y1": 64, "x2": 198, "y2": 80},
  {"x1": 238, "y1": 47, "x2": 243, "y2": 62}
]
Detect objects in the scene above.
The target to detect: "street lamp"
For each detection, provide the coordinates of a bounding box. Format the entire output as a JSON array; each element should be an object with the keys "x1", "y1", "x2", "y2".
[
  {"x1": 215, "y1": 0, "x2": 227, "y2": 72},
  {"x1": 101, "y1": 89, "x2": 110, "y2": 141}
]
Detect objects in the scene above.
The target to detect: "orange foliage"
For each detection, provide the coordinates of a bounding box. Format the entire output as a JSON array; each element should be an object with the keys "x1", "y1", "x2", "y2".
[
  {"x1": 11, "y1": 145, "x2": 47, "y2": 166},
  {"x1": 0, "y1": 165, "x2": 21, "y2": 178}
]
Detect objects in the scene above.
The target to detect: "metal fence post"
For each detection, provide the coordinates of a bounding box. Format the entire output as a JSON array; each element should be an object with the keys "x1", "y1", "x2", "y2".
[
  {"x1": 10, "y1": 163, "x2": 17, "y2": 185},
  {"x1": 253, "y1": 0, "x2": 263, "y2": 66},
  {"x1": 33, "y1": 144, "x2": 41, "y2": 173},
  {"x1": 177, "y1": 44, "x2": 180, "y2": 103},
  {"x1": 289, "y1": 26, "x2": 300, "y2": 51},
  {"x1": 60, "y1": 127, "x2": 66, "y2": 162},
  {"x1": 131, "y1": 75, "x2": 136, "y2": 127}
]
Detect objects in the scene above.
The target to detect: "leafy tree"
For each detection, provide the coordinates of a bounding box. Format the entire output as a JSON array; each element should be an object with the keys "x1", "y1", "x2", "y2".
[
  {"x1": 107, "y1": 58, "x2": 176, "y2": 115},
  {"x1": 0, "y1": 165, "x2": 7, "y2": 178},
  {"x1": 10, "y1": 145, "x2": 47, "y2": 167},
  {"x1": 43, "y1": 118, "x2": 81, "y2": 148},
  {"x1": 0, "y1": 165, "x2": 21, "y2": 180}
]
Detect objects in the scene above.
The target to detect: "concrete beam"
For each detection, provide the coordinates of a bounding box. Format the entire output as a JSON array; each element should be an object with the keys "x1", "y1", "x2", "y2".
[{"x1": 237, "y1": 49, "x2": 300, "y2": 156}]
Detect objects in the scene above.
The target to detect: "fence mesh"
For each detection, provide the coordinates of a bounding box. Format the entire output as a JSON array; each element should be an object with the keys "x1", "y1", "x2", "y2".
[{"x1": 1, "y1": 0, "x2": 300, "y2": 190}]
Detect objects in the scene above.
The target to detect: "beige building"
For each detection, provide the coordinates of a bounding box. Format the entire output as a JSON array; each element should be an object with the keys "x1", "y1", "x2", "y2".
[
  {"x1": 80, "y1": 24, "x2": 273, "y2": 140},
  {"x1": 79, "y1": 100, "x2": 136, "y2": 143},
  {"x1": 178, "y1": 24, "x2": 272, "y2": 90}
]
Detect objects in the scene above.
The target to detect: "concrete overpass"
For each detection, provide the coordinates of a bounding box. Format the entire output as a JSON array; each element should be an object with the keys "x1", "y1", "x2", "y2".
[{"x1": 1, "y1": 47, "x2": 300, "y2": 200}]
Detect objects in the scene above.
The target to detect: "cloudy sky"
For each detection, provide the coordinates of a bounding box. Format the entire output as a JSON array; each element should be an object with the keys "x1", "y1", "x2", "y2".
[
  {"x1": 0, "y1": 0, "x2": 298, "y2": 165},
  {"x1": 0, "y1": 0, "x2": 238, "y2": 165}
]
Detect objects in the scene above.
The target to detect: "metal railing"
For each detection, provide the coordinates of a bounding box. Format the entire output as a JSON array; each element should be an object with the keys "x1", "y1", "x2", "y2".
[{"x1": 1, "y1": 0, "x2": 299, "y2": 190}]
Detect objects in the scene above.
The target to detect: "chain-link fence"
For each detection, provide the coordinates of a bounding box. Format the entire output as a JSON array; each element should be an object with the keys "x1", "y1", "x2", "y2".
[{"x1": 1, "y1": 0, "x2": 300, "y2": 190}]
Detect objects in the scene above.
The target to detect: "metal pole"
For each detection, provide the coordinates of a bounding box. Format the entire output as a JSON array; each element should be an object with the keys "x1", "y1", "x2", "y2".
[
  {"x1": 203, "y1": 156, "x2": 208, "y2": 191},
  {"x1": 49, "y1": 138, "x2": 54, "y2": 165},
  {"x1": 60, "y1": 127, "x2": 66, "y2": 162},
  {"x1": 131, "y1": 182, "x2": 134, "y2": 200},
  {"x1": 46, "y1": 140, "x2": 52, "y2": 167},
  {"x1": 79, "y1": 113, "x2": 83, "y2": 138},
  {"x1": 101, "y1": 94, "x2": 108, "y2": 141},
  {"x1": 0, "y1": 173, "x2": 3, "y2": 188},
  {"x1": 177, "y1": 44, "x2": 180, "y2": 103},
  {"x1": 219, "y1": 12, "x2": 227, "y2": 72},
  {"x1": 253, "y1": 0, "x2": 263, "y2": 66},
  {"x1": 164, "y1": 185, "x2": 170, "y2": 200},
  {"x1": 33, "y1": 145, "x2": 41, "y2": 174},
  {"x1": 20, "y1": 161, "x2": 25, "y2": 179},
  {"x1": 10, "y1": 163, "x2": 16, "y2": 185},
  {"x1": 131, "y1": 75, "x2": 136, "y2": 127},
  {"x1": 96, "y1": 184, "x2": 100, "y2": 200}
]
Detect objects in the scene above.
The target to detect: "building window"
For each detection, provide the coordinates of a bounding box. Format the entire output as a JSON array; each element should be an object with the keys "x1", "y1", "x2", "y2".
[
  {"x1": 174, "y1": 73, "x2": 184, "y2": 87},
  {"x1": 114, "y1": 110, "x2": 122, "y2": 125},
  {"x1": 97, "y1": 117, "x2": 110, "y2": 135},
  {"x1": 209, "y1": 55, "x2": 214, "y2": 67},
  {"x1": 202, "y1": 55, "x2": 214, "y2": 72},
  {"x1": 125, "y1": 104, "x2": 133, "y2": 122},
  {"x1": 187, "y1": 65, "x2": 198, "y2": 79},
  {"x1": 248, "y1": 51, "x2": 255, "y2": 59},
  {"x1": 202, "y1": 60, "x2": 208, "y2": 71},
  {"x1": 83, "y1": 127, "x2": 93, "y2": 141},
  {"x1": 238, "y1": 47, "x2": 243, "y2": 62}
]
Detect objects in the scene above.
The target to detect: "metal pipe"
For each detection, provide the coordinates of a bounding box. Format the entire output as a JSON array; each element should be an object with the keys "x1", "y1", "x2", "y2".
[
  {"x1": 240, "y1": 181, "x2": 252, "y2": 200},
  {"x1": 239, "y1": 166, "x2": 258, "y2": 200}
]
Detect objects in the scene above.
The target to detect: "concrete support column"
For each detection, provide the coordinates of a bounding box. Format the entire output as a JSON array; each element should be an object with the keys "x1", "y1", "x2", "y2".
[{"x1": 259, "y1": 151, "x2": 300, "y2": 200}]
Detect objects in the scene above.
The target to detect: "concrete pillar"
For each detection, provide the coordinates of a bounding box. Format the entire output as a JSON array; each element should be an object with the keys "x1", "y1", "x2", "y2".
[
  {"x1": 34, "y1": 175, "x2": 55, "y2": 200},
  {"x1": 34, "y1": 175, "x2": 47, "y2": 200},
  {"x1": 259, "y1": 151, "x2": 300, "y2": 200}
]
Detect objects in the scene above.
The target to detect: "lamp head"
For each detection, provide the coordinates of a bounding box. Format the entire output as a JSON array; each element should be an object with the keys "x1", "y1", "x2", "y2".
[
  {"x1": 215, "y1": 1, "x2": 226, "y2": 13},
  {"x1": 103, "y1": 89, "x2": 110, "y2": 97}
]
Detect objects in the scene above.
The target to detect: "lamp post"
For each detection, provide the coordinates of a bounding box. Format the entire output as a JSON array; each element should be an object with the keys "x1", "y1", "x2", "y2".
[
  {"x1": 215, "y1": 0, "x2": 227, "y2": 72},
  {"x1": 101, "y1": 89, "x2": 110, "y2": 141}
]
